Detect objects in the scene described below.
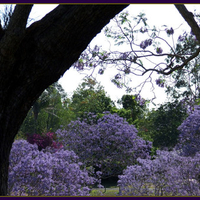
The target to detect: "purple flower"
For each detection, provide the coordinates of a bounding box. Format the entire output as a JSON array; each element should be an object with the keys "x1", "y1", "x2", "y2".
[
  {"x1": 118, "y1": 150, "x2": 200, "y2": 196},
  {"x1": 115, "y1": 73, "x2": 122, "y2": 79},
  {"x1": 178, "y1": 35, "x2": 185, "y2": 42},
  {"x1": 56, "y1": 113, "x2": 152, "y2": 179},
  {"x1": 8, "y1": 140, "x2": 96, "y2": 196},
  {"x1": 140, "y1": 39, "x2": 152, "y2": 49},
  {"x1": 166, "y1": 27, "x2": 174, "y2": 35},
  {"x1": 120, "y1": 52, "x2": 128, "y2": 60},
  {"x1": 176, "y1": 105, "x2": 200, "y2": 157},
  {"x1": 155, "y1": 78, "x2": 165, "y2": 87},
  {"x1": 98, "y1": 68, "x2": 104, "y2": 75},
  {"x1": 156, "y1": 47, "x2": 163, "y2": 54}
]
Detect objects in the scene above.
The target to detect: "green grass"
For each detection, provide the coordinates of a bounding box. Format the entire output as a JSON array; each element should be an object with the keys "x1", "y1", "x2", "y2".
[
  {"x1": 90, "y1": 187, "x2": 119, "y2": 196},
  {"x1": 90, "y1": 177, "x2": 119, "y2": 196}
]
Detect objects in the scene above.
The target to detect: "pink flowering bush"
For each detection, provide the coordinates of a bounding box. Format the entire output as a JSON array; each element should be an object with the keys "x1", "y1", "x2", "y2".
[
  {"x1": 56, "y1": 112, "x2": 152, "y2": 179},
  {"x1": 26, "y1": 132, "x2": 63, "y2": 151},
  {"x1": 118, "y1": 150, "x2": 200, "y2": 196},
  {"x1": 8, "y1": 139, "x2": 95, "y2": 196}
]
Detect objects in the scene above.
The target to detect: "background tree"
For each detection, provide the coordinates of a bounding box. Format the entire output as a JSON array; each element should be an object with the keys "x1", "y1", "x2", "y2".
[
  {"x1": 176, "y1": 105, "x2": 200, "y2": 157},
  {"x1": 69, "y1": 77, "x2": 115, "y2": 121},
  {"x1": 18, "y1": 82, "x2": 67, "y2": 136},
  {"x1": 157, "y1": 20, "x2": 200, "y2": 110},
  {"x1": 119, "y1": 94, "x2": 147, "y2": 123},
  {"x1": 137, "y1": 100, "x2": 188, "y2": 150}
]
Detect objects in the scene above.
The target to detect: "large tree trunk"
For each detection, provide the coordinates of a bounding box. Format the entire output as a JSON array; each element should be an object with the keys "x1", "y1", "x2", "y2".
[{"x1": 0, "y1": 4, "x2": 128, "y2": 195}]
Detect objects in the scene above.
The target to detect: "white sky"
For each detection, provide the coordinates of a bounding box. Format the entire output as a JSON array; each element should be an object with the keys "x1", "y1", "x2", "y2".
[{"x1": 6, "y1": 4, "x2": 200, "y2": 109}]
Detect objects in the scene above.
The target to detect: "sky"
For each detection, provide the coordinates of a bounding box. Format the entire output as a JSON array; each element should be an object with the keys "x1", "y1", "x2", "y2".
[{"x1": 4, "y1": 4, "x2": 200, "y2": 109}]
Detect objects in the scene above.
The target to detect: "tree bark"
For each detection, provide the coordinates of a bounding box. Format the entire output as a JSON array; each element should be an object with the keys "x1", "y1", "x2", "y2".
[
  {"x1": 175, "y1": 4, "x2": 200, "y2": 43},
  {"x1": 0, "y1": 4, "x2": 128, "y2": 195}
]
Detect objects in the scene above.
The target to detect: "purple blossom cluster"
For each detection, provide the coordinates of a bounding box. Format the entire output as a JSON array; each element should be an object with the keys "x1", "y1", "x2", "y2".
[
  {"x1": 176, "y1": 105, "x2": 200, "y2": 156},
  {"x1": 135, "y1": 94, "x2": 146, "y2": 106},
  {"x1": 56, "y1": 113, "x2": 152, "y2": 179},
  {"x1": 115, "y1": 73, "x2": 122, "y2": 79},
  {"x1": 156, "y1": 47, "x2": 163, "y2": 54},
  {"x1": 140, "y1": 39, "x2": 152, "y2": 49},
  {"x1": 118, "y1": 150, "x2": 200, "y2": 196},
  {"x1": 8, "y1": 140, "x2": 96, "y2": 196},
  {"x1": 120, "y1": 52, "x2": 129, "y2": 60},
  {"x1": 155, "y1": 78, "x2": 165, "y2": 88},
  {"x1": 165, "y1": 27, "x2": 174, "y2": 35},
  {"x1": 26, "y1": 132, "x2": 63, "y2": 151}
]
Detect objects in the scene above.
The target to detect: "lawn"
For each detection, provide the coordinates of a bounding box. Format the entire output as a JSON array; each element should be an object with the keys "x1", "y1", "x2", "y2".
[{"x1": 90, "y1": 187, "x2": 119, "y2": 196}]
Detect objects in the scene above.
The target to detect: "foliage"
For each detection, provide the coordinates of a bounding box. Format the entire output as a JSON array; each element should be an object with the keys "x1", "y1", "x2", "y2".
[
  {"x1": 176, "y1": 105, "x2": 200, "y2": 156},
  {"x1": 118, "y1": 150, "x2": 200, "y2": 196},
  {"x1": 19, "y1": 82, "x2": 68, "y2": 135},
  {"x1": 160, "y1": 30, "x2": 200, "y2": 108},
  {"x1": 8, "y1": 140, "x2": 96, "y2": 196},
  {"x1": 56, "y1": 112, "x2": 152, "y2": 179},
  {"x1": 136, "y1": 100, "x2": 188, "y2": 149},
  {"x1": 69, "y1": 78, "x2": 115, "y2": 121},
  {"x1": 119, "y1": 94, "x2": 147, "y2": 123}
]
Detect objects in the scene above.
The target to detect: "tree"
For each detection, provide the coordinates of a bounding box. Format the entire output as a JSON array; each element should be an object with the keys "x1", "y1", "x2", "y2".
[
  {"x1": 120, "y1": 94, "x2": 147, "y2": 123},
  {"x1": 69, "y1": 77, "x2": 115, "y2": 121},
  {"x1": 0, "y1": 4, "x2": 199, "y2": 196},
  {"x1": 157, "y1": 16, "x2": 200, "y2": 109},
  {"x1": 118, "y1": 150, "x2": 200, "y2": 196},
  {"x1": 137, "y1": 101, "x2": 188, "y2": 150},
  {"x1": 176, "y1": 105, "x2": 200, "y2": 157},
  {"x1": 19, "y1": 82, "x2": 67, "y2": 135},
  {"x1": 56, "y1": 113, "x2": 152, "y2": 180},
  {"x1": 8, "y1": 140, "x2": 95, "y2": 196},
  {"x1": 0, "y1": 4, "x2": 128, "y2": 195}
]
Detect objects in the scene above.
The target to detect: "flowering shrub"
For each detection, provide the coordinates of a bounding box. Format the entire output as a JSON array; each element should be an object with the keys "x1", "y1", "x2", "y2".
[
  {"x1": 8, "y1": 140, "x2": 95, "y2": 196},
  {"x1": 176, "y1": 105, "x2": 200, "y2": 156},
  {"x1": 118, "y1": 150, "x2": 200, "y2": 196},
  {"x1": 26, "y1": 132, "x2": 63, "y2": 151},
  {"x1": 56, "y1": 113, "x2": 152, "y2": 179}
]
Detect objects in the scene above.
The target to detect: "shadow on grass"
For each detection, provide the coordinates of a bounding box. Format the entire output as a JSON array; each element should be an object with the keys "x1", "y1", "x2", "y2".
[{"x1": 91, "y1": 177, "x2": 119, "y2": 196}]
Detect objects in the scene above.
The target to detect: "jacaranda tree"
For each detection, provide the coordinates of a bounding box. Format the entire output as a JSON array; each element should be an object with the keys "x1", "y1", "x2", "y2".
[
  {"x1": 8, "y1": 139, "x2": 96, "y2": 196},
  {"x1": 118, "y1": 150, "x2": 200, "y2": 196},
  {"x1": 176, "y1": 105, "x2": 200, "y2": 156},
  {"x1": 56, "y1": 112, "x2": 152, "y2": 179}
]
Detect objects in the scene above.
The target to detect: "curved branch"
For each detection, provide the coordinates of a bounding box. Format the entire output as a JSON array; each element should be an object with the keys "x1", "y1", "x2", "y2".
[
  {"x1": 143, "y1": 47, "x2": 200, "y2": 75},
  {"x1": 175, "y1": 4, "x2": 200, "y2": 43}
]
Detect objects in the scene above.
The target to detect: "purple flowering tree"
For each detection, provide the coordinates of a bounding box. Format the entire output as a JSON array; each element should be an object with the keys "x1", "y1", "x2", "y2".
[
  {"x1": 8, "y1": 140, "x2": 95, "y2": 196},
  {"x1": 56, "y1": 113, "x2": 152, "y2": 179},
  {"x1": 176, "y1": 105, "x2": 200, "y2": 156},
  {"x1": 118, "y1": 150, "x2": 200, "y2": 196}
]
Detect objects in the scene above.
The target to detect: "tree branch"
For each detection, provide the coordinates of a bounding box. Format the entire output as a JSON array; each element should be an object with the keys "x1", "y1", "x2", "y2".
[
  {"x1": 0, "y1": 5, "x2": 33, "y2": 58},
  {"x1": 175, "y1": 4, "x2": 200, "y2": 43}
]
